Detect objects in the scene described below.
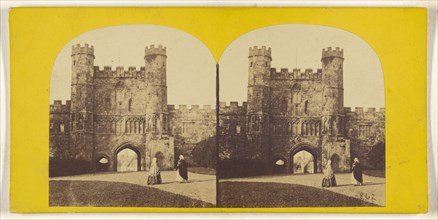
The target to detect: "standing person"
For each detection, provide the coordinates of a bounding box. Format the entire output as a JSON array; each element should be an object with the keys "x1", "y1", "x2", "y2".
[
  {"x1": 147, "y1": 157, "x2": 162, "y2": 185},
  {"x1": 176, "y1": 155, "x2": 188, "y2": 183},
  {"x1": 322, "y1": 160, "x2": 337, "y2": 187},
  {"x1": 352, "y1": 157, "x2": 363, "y2": 186}
]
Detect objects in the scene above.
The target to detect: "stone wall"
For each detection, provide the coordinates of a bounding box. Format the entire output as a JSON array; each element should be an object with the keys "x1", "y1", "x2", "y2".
[
  {"x1": 168, "y1": 105, "x2": 216, "y2": 166},
  {"x1": 49, "y1": 100, "x2": 71, "y2": 159},
  {"x1": 345, "y1": 107, "x2": 385, "y2": 168},
  {"x1": 219, "y1": 102, "x2": 248, "y2": 160}
]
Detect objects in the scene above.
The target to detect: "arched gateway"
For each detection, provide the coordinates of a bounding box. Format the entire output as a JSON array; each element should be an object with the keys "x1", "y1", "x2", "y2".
[
  {"x1": 289, "y1": 144, "x2": 319, "y2": 174},
  {"x1": 113, "y1": 144, "x2": 142, "y2": 172}
]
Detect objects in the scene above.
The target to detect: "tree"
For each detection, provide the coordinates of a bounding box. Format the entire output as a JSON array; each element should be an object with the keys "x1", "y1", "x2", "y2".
[
  {"x1": 191, "y1": 136, "x2": 217, "y2": 168},
  {"x1": 367, "y1": 142, "x2": 385, "y2": 169}
]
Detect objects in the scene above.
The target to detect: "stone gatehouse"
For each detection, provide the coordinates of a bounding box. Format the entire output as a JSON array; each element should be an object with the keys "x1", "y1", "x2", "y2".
[
  {"x1": 50, "y1": 44, "x2": 385, "y2": 174},
  {"x1": 49, "y1": 44, "x2": 216, "y2": 172},
  {"x1": 219, "y1": 46, "x2": 385, "y2": 173}
]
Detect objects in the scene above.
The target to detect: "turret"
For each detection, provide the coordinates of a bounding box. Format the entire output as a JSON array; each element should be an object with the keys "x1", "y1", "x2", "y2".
[
  {"x1": 248, "y1": 46, "x2": 272, "y2": 87},
  {"x1": 144, "y1": 45, "x2": 168, "y2": 134},
  {"x1": 246, "y1": 46, "x2": 272, "y2": 163},
  {"x1": 70, "y1": 44, "x2": 95, "y2": 169},
  {"x1": 321, "y1": 47, "x2": 345, "y2": 136},
  {"x1": 247, "y1": 46, "x2": 272, "y2": 114}
]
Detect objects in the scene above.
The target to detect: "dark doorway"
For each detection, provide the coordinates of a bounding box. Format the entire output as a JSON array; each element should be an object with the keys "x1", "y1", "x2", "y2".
[
  {"x1": 96, "y1": 157, "x2": 109, "y2": 172},
  {"x1": 330, "y1": 154, "x2": 341, "y2": 173}
]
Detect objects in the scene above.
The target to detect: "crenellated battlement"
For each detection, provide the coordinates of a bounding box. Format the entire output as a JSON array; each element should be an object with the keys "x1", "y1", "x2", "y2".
[
  {"x1": 93, "y1": 66, "x2": 146, "y2": 78},
  {"x1": 72, "y1": 44, "x2": 94, "y2": 56},
  {"x1": 249, "y1": 46, "x2": 271, "y2": 57},
  {"x1": 218, "y1": 102, "x2": 248, "y2": 115},
  {"x1": 167, "y1": 104, "x2": 215, "y2": 111},
  {"x1": 344, "y1": 107, "x2": 385, "y2": 114},
  {"x1": 322, "y1": 47, "x2": 343, "y2": 59},
  {"x1": 270, "y1": 68, "x2": 322, "y2": 80},
  {"x1": 145, "y1": 44, "x2": 167, "y2": 57},
  {"x1": 50, "y1": 100, "x2": 71, "y2": 113}
]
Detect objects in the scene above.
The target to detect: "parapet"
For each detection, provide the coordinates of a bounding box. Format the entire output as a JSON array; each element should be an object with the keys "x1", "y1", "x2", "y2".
[
  {"x1": 93, "y1": 66, "x2": 145, "y2": 78},
  {"x1": 72, "y1": 44, "x2": 94, "y2": 56},
  {"x1": 50, "y1": 100, "x2": 71, "y2": 113},
  {"x1": 219, "y1": 101, "x2": 248, "y2": 114},
  {"x1": 344, "y1": 107, "x2": 385, "y2": 114},
  {"x1": 145, "y1": 45, "x2": 167, "y2": 57},
  {"x1": 322, "y1": 47, "x2": 343, "y2": 59},
  {"x1": 270, "y1": 68, "x2": 322, "y2": 80},
  {"x1": 249, "y1": 46, "x2": 272, "y2": 57},
  {"x1": 167, "y1": 104, "x2": 214, "y2": 111}
]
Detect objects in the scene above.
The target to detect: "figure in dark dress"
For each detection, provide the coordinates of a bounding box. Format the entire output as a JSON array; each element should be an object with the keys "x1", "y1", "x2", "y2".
[
  {"x1": 352, "y1": 157, "x2": 363, "y2": 186},
  {"x1": 176, "y1": 155, "x2": 188, "y2": 183}
]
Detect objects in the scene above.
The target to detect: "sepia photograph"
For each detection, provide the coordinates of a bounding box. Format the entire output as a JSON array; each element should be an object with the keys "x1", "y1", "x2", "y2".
[
  {"x1": 5, "y1": 6, "x2": 430, "y2": 215},
  {"x1": 218, "y1": 25, "x2": 386, "y2": 207},
  {"x1": 48, "y1": 25, "x2": 217, "y2": 208}
]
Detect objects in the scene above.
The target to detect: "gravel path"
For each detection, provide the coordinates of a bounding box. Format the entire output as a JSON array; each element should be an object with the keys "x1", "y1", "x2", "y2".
[
  {"x1": 51, "y1": 171, "x2": 216, "y2": 205},
  {"x1": 221, "y1": 173, "x2": 385, "y2": 206}
]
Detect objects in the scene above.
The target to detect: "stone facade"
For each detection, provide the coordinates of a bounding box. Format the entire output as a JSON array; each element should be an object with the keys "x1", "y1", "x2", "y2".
[
  {"x1": 219, "y1": 46, "x2": 385, "y2": 173},
  {"x1": 50, "y1": 44, "x2": 385, "y2": 174},
  {"x1": 50, "y1": 44, "x2": 216, "y2": 172}
]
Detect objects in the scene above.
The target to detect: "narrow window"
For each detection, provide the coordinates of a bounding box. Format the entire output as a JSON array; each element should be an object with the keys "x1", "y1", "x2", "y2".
[
  {"x1": 60, "y1": 123, "x2": 65, "y2": 133},
  {"x1": 128, "y1": 98, "x2": 132, "y2": 112},
  {"x1": 304, "y1": 100, "x2": 308, "y2": 114},
  {"x1": 292, "y1": 85, "x2": 301, "y2": 104},
  {"x1": 236, "y1": 125, "x2": 241, "y2": 134}
]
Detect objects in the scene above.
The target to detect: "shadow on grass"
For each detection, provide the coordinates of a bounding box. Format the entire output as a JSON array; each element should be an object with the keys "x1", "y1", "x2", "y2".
[
  {"x1": 363, "y1": 170, "x2": 386, "y2": 178},
  {"x1": 219, "y1": 181, "x2": 379, "y2": 207},
  {"x1": 158, "y1": 178, "x2": 215, "y2": 185},
  {"x1": 50, "y1": 180, "x2": 214, "y2": 208},
  {"x1": 188, "y1": 167, "x2": 216, "y2": 175}
]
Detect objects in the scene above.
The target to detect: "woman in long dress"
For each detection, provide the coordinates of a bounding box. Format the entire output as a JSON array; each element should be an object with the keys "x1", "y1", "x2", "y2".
[
  {"x1": 147, "y1": 157, "x2": 162, "y2": 185},
  {"x1": 352, "y1": 157, "x2": 363, "y2": 186},
  {"x1": 175, "y1": 155, "x2": 188, "y2": 183},
  {"x1": 322, "y1": 160, "x2": 337, "y2": 187}
]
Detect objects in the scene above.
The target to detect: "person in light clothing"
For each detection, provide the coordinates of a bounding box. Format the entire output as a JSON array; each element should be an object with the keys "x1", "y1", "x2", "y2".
[
  {"x1": 147, "y1": 157, "x2": 162, "y2": 185},
  {"x1": 322, "y1": 160, "x2": 337, "y2": 187}
]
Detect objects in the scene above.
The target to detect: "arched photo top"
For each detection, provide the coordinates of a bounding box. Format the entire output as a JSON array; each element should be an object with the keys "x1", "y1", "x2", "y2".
[
  {"x1": 219, "y1": 24, "x2": 384, "y2": 108},
  {"x1": 50, "y1": 24, "x2": 216, "y2": 106}
]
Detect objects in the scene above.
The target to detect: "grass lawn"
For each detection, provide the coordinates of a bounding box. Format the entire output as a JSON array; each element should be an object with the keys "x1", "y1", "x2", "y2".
[
  {"x1": 363, "y1": 170, "x2": 386, "y2": 178},
  {"x1": 50, "y1": 180, "x2": 214, "y2": 207},
  {"x1": 188, "y1": 167, "x2": 216, "y2": 175},
  {"x1": 219, "y1": 181, "x2": 378, "y2": 207}
]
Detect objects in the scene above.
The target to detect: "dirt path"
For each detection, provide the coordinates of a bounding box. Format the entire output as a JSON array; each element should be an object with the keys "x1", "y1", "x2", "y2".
[
  {"x1": 221, "y1": 173, "x2": 385, "y2": 206},
  {"x1": 51, "y1": 171, "x2": 216, "y2": 205}
]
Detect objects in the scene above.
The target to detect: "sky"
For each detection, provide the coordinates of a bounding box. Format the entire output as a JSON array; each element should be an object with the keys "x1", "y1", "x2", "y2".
[
  {"x1": 219, "y1": 24, "x2": 384, "y2": 108},
  {"x1": 51, "y1": 24, "x2": 384, "y2": 108}
]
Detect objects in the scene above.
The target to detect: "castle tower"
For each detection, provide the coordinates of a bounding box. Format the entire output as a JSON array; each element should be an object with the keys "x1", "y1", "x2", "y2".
[
  {"x1": 321, "y1": 47, "x2": 345, "y2": 137},
  {"x1": 144, "y1": 45, "x2": 174, "y2": 171},
  {"x1": 247, "y1": 46, "x2": 272, "y2": 162},
  {"x1": 321, "y1": 47, "x2": 350, "y2": 172},
  {"x1": 70, "y1": 44, "x2": 95, "y2": 169},
  {"x1": 144, "y1": 45, "x2": 168, "y2": 135}
]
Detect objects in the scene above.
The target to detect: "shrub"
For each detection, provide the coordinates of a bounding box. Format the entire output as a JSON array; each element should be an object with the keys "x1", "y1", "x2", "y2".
[
  {"x1": 190, "y1": 137, "x2": 217, "y2": 168},
  {"x1": 49, "y1": 158, "x2": 92, "y2": 177},
  {"x1": 218, "y1": 159, "x2": 268, "y2": 178},
  {"x1": 367, "y1": 142, "x2": 385, "y2": 169}
]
